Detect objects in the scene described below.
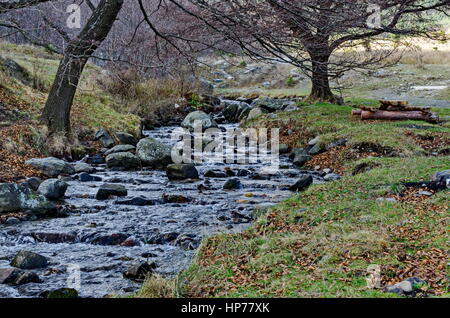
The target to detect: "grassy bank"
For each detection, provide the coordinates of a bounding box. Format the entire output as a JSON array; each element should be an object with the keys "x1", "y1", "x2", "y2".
[
  {"x1": 0, "y1": 42, "x2": 141, "y2": 182},
  {"x1": 140, "y1": 102, "x2": 449, "y2": 298}
]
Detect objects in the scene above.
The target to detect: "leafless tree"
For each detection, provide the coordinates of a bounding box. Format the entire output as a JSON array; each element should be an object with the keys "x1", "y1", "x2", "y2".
[
  {"x1": 1, "y1": 0, "x2": 449, "y2": 154},
  {"x1": 175, "y1": 0, "x2": 450, "y2": 103},
  {"x1": 41, "y1": 0, "x2": 123, "y2": 142}
]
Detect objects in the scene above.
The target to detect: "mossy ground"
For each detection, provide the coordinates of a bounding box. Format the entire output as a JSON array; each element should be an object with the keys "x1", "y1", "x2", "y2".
[{"x1": 160, "y1": 102, "x2": 449, "y2": 298}]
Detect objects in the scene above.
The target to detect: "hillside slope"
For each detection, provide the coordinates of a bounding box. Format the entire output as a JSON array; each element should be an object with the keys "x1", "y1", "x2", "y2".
[{"x1": 0, "y1": 42, "x2": 141, "y2": 182}]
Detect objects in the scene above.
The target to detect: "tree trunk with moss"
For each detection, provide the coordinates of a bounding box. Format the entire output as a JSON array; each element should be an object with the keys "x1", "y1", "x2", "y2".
[{"x1": 41, "y1": 0, "x2": 123, "y2": 155}]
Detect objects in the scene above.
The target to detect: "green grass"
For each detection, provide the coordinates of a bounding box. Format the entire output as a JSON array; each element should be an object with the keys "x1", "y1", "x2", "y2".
[
  {"x1": 0, "y1": 41, "x2": 141, "y2": 140},
  {"x1": 245, "y1": 102, "x2": 449, "y2": 154},
  {"x1": 180, "y1": 157, "x2": 448, "y2": 298},
  {"x1": 174, "y1": 102, "x2": 449, "y2": 298}
]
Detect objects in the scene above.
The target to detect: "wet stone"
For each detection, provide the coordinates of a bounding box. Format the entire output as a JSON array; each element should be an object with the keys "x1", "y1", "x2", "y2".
[
  {"x1": 223, "y1": 178, "x2": 243, "y2": 190},
  {"x1": 91, "y1": 233, "x2": 129, "y2": 246},
  {"x1": 40, "y1": 288, "x2": 79, "y2": 298},
  {"x1": 96, "y1": 184, "x2": 127, "y2": 200},
  {"x1": 10, "y1": 250, "x2": 48, "y2": 269},
  {"x1": 123, "y1": 262, "x2": 157, "y2": 282},
  {"x1": 166, "y1": 164, "x2": 199, "y2": 180},
  {"x1": 115, "y1": 196, "x2": 156, "y2": 206},
  {"x1": 78, "y1": 172, "x2": 102, "y2": 182},
  {"x1": 0, "y1": 268, "x2": 40, "y2": 286},
  {"x1": 289, "y1": 175, "x2": 313, "y2": 192}
]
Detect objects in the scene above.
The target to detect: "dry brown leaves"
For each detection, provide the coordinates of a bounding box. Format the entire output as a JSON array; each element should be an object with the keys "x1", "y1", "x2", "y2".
[
  {"x1": 388, "y1": 187, "x2": 437, "y2": 204},
  {"x1": 405, "y1": 131, "x2": 450, "y2": 155},
  {"x1": 382, "y1": 248, "x2": 448, "y2": 295},
  {"x1": 0, "y1": 123, "x2": 44, "y2": 182},
  {"x1": 0, "y1": 211, "x2": 27, "y2": 224},
  {"x1": 0, "y1": 149, "x2": 42, "y2": 182},
  {"x1": 384, "y1": 194, "x2": 448, "y2": 295},
  {"x1": 0, "y1": 86, "x2": 33, "y2": 112},
  {"x1": 305, "y1": 146, "x2": 349, "y2": 174}
]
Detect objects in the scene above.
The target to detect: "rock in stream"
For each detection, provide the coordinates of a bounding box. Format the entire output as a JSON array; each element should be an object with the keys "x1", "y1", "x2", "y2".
[{"x1": 0, "y1": 124, "x2": 324, "y2": 298}]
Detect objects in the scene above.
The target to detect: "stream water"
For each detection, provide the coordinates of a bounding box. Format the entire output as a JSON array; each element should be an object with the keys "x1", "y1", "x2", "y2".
[{"x1": 0, "y1": 125, "x2": 324, "y2": 298}]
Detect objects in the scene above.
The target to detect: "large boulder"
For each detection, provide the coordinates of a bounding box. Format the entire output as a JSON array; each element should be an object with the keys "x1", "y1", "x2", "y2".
[
  {"x1": 136, "y1": 138, "x2": 172, "y2": 168},
  {"x1": 41, "y1": 288, "x2": 79, "y2": 298},
  {"x1": 289, "y1": 175, "x2": 313, "y2": 192},
  {"x1": 95, "y1": 184, "x2": 127, "y2": 200},
  {"x1": 433, "y1": 170, "x2": 450, "y2": 189},
  {"x1": 106, "y1": 152, "x2": 140, "y2": 169},
  {"x1": 26, "y1": 157, "x2": 75, "y2": 177},
  {"x1": 115, "y1": 132, "x2": 138, "y2": 146},
  {"x1": 78, "y1": 172, "x2": 102, "y2": 182},
  {"x1": 166, "y1": 164, "x2": 199, "y2": 180},
  {"x1": 95, "y1": 128, "x2": 115, "y2": 148},
  {"x1": 24, "y1": 177, "x2": 43, "y2": 191},
  {"x1": 222, "y1": 100, "x2": 251, "y2": 123},
  {"x1": 105, "y1": 144, "x2": 136, "y2": 156},
  {"x1": 123, "y1": 262, "x2": 157, "y2": 282},
  {"x1": 251, "y1": 98, "x2": 296, "y2": 112},
  {"x1": 247, "y1": 107, "x2": 268, "y2": 121},
  {"x1": 0, "y1": 56, "x2": 32, "y2": 86},
  {"x1": 10, "y1": 250, "x2": 48, "y2": 269},
  {"x1": 0, "y1": 183, "x2": 54, "y2": 214},
  {"x1": 181, "y1": 111, "x2": 218, "y2": 131},
  {"x1": 0, "y1": 268, "x2": 40, "y2": 286},
  {"x1": 223, "y1": 178, "x2": 243, "y2": 190},
  {"x1": 72, "y1": 163, "x2": 95, "y2": 174},
  {"x1": 38, "y1": 179, "x2": 68, "y2": 200}
]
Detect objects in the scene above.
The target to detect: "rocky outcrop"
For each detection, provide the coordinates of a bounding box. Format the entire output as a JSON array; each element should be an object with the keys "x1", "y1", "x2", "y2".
[
  {"x1": 166, "y1": 164, "x2": 199, "y2": 180},
  {"x1": 181, "y1": 111, "x2": 218, "y2": 131},
  {"x1": 105, "y1": 152, "x2": 140, "y2": 169},
  {"x1": 136, "y1": 138, "x2": 172, "y2": 168},
  {"x1": 0, "y1": 183, "x2": 54, "y2": 214},
  {"x1": 37, "y1": 179, "x2": 68, "y2": 200},
  {"x1": 26, "y1": 157, "x2": 75, "y2": 177}
]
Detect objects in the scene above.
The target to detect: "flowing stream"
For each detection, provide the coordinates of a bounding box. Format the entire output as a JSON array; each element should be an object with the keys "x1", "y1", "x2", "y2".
[{"x1": 0, "y1": 124, "x2": 324, "y2": 298}]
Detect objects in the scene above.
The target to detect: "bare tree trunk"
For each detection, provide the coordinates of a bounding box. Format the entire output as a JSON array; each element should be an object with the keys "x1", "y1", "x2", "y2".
[
  {"x1": 41, "y1": 0, "x2": 124, "y2": 143},
  {"x1": 41, "y1": 53, "x2": 87, "y2": 136},
  {"x1": 307, "y1": 52, "x2": 342, "y2": 104}
]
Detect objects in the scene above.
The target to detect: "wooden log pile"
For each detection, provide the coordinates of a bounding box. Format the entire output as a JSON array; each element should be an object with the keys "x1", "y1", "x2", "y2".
[{"x1": 352, "y1": 100, "x2": 439, "y2": 123}]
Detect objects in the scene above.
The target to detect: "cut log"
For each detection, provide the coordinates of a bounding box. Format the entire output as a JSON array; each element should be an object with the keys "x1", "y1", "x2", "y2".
[
  {"x1": 352, "y1": 109, "x2": 362, "y2": 116},
  {"x1": 383, "y1": 105, "x2": 431, "y2": 112},
  {"x1": 360, "y1": 110, "x2": 439, "y2": 123}
]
